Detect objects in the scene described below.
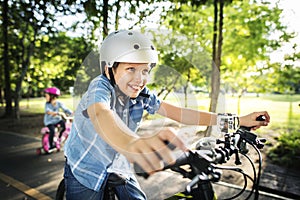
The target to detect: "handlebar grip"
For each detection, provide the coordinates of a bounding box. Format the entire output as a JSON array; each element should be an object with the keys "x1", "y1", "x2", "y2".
[
  {"x1": 134, "y1": 140, "x2": 177, "y2": 179},
  {"x1": 240, "y1": 115, "x2": 266, "y2": 131},
  {"x1": 134, "y1": 163, "x2": 150, "y2": 179}
]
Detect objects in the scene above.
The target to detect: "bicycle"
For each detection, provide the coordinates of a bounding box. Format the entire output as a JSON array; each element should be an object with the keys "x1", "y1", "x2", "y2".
[
  {"x1": 36, "y1": 112, "x2": 73, "y2": 155},
  {"x1": 135, "y1": 115, "x2": 266, "y2": 200},
  {"x1": 55, "y1": 116, "x2": 266, "y2": 200}
]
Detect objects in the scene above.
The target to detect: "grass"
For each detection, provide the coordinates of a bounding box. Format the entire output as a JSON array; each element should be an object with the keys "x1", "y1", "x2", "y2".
[
  {"x1": 18, "y1": 95, "x2": 74, "y2": 114},
  {"x1": 162, "y1": 93, "x2": 300, "y2": 130},
  {"x1": 228, "y1": 94, "x2": 300, "y2": 130},
  {"x1": 10, "y1": 93, "x2": 300, "y2": 166},
  {"x1": 17, "y1": 93, "x2": 300, "y2": 129}
]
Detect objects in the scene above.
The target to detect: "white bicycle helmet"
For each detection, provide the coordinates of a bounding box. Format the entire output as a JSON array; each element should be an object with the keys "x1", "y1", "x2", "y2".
[{"x1": 100, "y1": 30, "x2": 158, "y2": 73}]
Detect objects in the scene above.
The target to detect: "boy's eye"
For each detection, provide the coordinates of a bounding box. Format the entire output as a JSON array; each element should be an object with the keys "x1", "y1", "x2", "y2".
[
  {"x1": 125, "y1": 66, "x2": 150, "y2": 75},
  {"x1": 126, "y1": 67, "x2": 135, "y2": 72},
  {"x1": 142, "y1": 69, "x2": 150, "y2": 75}
]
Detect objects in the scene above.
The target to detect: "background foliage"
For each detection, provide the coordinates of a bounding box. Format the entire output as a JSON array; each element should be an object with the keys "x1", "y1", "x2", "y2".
[{"x1": 1, "y1": 0, "x2": 299, "y2": 164}]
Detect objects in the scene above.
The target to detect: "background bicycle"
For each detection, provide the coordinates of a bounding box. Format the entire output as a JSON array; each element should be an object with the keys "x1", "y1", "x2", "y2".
[{"x1": 36, "y1": 112, "x2": 73, "y2": 155}]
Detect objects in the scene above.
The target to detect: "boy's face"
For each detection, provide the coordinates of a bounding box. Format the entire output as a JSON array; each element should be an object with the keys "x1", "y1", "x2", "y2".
[{"x1": 113, "y1": 63, "x2": 151, "y2": 98}]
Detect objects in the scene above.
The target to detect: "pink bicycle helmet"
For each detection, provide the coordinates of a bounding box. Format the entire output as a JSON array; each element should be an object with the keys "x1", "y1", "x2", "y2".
[{"x1": 44, "y1": 87, "x2": 61, "y2": 96}]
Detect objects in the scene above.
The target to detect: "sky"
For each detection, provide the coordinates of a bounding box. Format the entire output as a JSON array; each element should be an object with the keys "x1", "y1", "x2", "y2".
[
  {"x1": 278, "y1": 0, "x2": 300, "y2": 40},
  {"x1": 270, "y1": 0, "x2": 300, "y2": 62},
  {"x1": 58, "y1": 0, "x2": 299, "y2": 63}
]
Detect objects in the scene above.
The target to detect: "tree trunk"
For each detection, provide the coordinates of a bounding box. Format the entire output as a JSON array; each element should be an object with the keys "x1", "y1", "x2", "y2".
[
  {"x1": 14, "y1": 24, "x2": 37, "y2": 119},
  {"x1": 209, "y1": 0, "x2": 219, "y2": 113},
  {"x1": 215, "y1": 0, "x2": 224, "y2": 109},
  {"x1": 2, "y1": 0, "x2": 13, "y2": 117},
  {"x1": 14, "y1": 50, "x2": 32, "y2": 119},
  {"x1": 206, "y1": 0, "x2": 224, "y2": 136},
  {"x1": 114, "y1": 0, "x2": 121, "y2": 30},
  {"x1": 184, "y1": 69, "x2": 191, "y2": 108},
  {"x1": 102, "y1": 0, "x2": 109, "y2": 37}
]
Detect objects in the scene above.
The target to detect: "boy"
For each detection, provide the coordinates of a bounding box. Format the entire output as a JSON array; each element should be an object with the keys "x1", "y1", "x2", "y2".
[{"x1": 64, "y1": 30, "x2": 270, "y2": 199}]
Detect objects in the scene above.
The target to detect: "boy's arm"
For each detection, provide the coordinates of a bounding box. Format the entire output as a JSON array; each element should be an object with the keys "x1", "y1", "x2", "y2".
[
  {"x1": 157, "y1": 101, "x2": 270, "y2": 128},
  {"x1": 87, "y1": 102, "x2": 138, "y2": 152},
  {"x1": 157, "y1": 101, "x2": 217, "y2": 126},
  {"x1": 87, "y1": 102, "x2": 187, "y2": 173}
]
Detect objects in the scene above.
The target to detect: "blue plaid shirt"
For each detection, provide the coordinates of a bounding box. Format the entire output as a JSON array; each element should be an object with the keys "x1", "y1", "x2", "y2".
[{"x1": 64, "y1": 75, "x2": 161, "y2": 191}]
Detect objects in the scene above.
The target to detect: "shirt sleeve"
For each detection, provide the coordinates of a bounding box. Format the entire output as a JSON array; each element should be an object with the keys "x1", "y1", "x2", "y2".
[
  {"x1": 142, "y1": 87, "x2": 161, "y2": 114},
  {"x1": 87, "y1": 77, "x2": 112, "y2": 108},
  {"x1": 58, "y1": 101, "x2": 73, "y2": 115}
]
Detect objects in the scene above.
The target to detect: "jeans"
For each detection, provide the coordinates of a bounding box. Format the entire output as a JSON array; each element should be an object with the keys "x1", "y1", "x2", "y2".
[
  {"x1": 64, "y1": 162, "x2": 147, "y2": 200},
  {"x1": 47, "y1": 120, "x2": 65, "y2": 148}
]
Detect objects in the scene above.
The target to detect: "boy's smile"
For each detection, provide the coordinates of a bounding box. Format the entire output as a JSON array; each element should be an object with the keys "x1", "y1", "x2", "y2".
[{"x1": 113, "y1": 63, "x2": 150, "y2": 98}]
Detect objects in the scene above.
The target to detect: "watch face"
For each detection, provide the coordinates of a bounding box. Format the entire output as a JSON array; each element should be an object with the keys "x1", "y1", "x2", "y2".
[{"x1": 217, "y1": 113, "x2": 238, "y2": 134}]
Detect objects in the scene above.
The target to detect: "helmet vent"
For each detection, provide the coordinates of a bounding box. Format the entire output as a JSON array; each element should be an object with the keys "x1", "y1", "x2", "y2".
[
  {"x1": 133, "y1": 44, "x2": 140, "y2": 49},
  {"x1": 128, "y1": 32, "x2": 133, "y2": 36},
  {"x1": 151, "y1": 45, "x2": 155, "y2": 50}
]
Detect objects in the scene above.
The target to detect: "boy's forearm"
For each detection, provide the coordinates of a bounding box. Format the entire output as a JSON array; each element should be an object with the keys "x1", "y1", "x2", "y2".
[
  {"x1": 88, "y1": 103, "x2": 138, "y2": 153},
  {"x1": 158, "y1": 101, "x2": 217, "y2": 126},
  {"x1": 178, "y1": 108, "x2": 217, "y2": 126}
]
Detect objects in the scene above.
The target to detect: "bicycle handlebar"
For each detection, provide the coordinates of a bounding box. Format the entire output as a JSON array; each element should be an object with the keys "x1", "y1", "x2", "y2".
[
  {"x1": 134, "y1": 116, "x2": 267, "y2": 199},
  {"x1": 58, "y1": 112, "x2": 73, "y2": 121},
  {"x1": 135, "y1": 126, "x2": 265, "y2": 178}
]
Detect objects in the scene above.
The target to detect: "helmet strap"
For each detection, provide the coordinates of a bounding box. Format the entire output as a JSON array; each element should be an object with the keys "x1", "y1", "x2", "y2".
[
  {"x1": 108, "y1": 62, "x2": 119, "y2": 87},
  {"x1": 108, "y1": 67, "x2": 115, "y2": 86}
]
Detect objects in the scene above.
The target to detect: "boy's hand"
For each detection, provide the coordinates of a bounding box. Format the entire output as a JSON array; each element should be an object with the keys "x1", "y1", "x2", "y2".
[
  {"x1": 123, "y1": 127, "x2": 188, "y2": 174},
  {"x1": 239, "y1": 111, "x2": 270, "y2": 130}
]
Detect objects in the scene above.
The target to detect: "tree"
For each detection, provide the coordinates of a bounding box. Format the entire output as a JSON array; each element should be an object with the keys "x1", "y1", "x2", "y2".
[
  {"x1": 27, "y1": 33, "x2": 90, "y2": 97},
  {"x1": 265, "y1": 45, "x2": 300, "y2": 94},
  {"x1": 159, "y1": 0, "x2": 226, "y2": 116},
  {"x1": 221, "y1": 0, "x2": 293, "y2": 111},
  {"x1": 158, "y1": 0, "x2": 292, "y2": 135},
  {"x1": 148, "y1": 29, "x2": 209, "y2": 108},
  {"x1": 0, "y1": 0, "x2": 77, "y2": 118},
  {"x1": 81, "y1": 0, "x2": 162, "y2": 39},
  {"x1": 209, "y1": 0, "x2": 224, "y2": 114},
  {"x1": 0, "y1": 0, "x2": 169, "y2": 119},
  {"x1": 1, "y1": 0, "x2": 13, "y2": 116}
]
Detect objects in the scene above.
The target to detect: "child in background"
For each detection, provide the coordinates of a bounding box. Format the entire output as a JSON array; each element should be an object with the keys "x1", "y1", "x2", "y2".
[{"x1": 44, "y1": 87, "x2": 72, "y2": 150}]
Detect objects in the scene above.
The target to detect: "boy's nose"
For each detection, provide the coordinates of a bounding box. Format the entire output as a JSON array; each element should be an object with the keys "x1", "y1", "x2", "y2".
[{"x1": 134, "y1": 71, "x2": 143, "y2": 81}]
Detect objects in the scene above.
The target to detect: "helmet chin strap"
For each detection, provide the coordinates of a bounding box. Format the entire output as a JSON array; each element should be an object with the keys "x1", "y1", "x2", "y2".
[
  {"x1": 108, "y1": 62, "x2": 119, "y2": 87},
  {"x1": 108, "y1": 67, "x2": 116, "y2": 87}
]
